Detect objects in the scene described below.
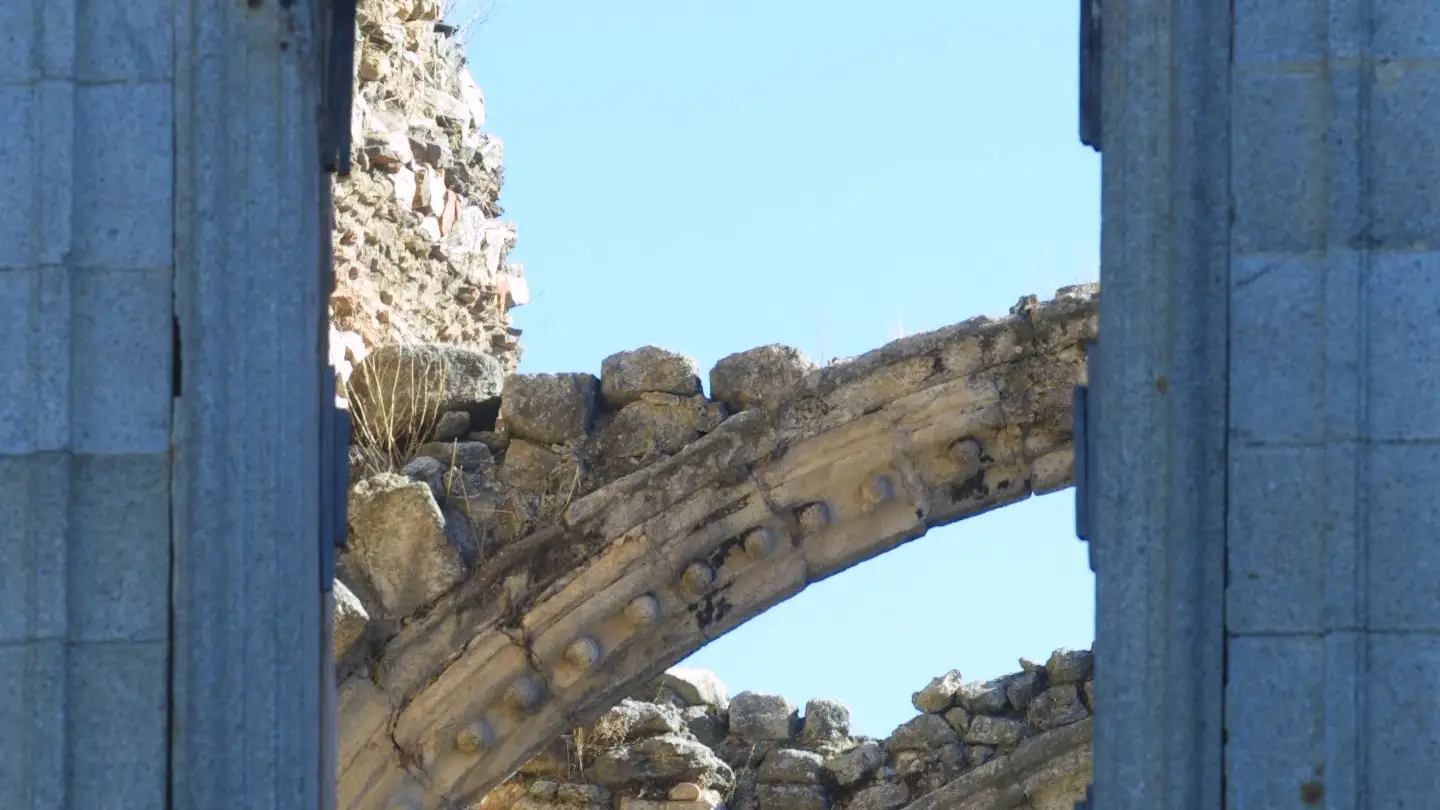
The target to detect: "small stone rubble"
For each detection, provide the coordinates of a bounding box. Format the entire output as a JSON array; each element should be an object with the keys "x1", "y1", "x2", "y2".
[{"x1": 473, "y1": 649, "x2": 1093, "y2": 810}]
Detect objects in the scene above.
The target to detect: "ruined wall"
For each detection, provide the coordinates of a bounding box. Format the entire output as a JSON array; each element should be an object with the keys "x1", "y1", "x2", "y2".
[
  {"x1": 332, "y1": 287, "x2": 1099, "y2": 810},
  {"x1": 477, "y1": 648, "x2": 1092, "y2": 810},
  {"x1": 327, "y1": 8, "x2": 1099, "y2": 807},
  {"x1": 332, "y1": 0, "x2": 525, "y2": 370}
]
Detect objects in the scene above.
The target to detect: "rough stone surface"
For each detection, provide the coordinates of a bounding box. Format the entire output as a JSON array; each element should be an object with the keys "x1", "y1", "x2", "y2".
[
  {"x1": 343, "y1": 472, "x2": 467, "y2": 618},
  {"x1": 1027, "y1": 684, "x2": 1089, "y2": 732},
  {"x1": 1045, "y1": 648, "x2": 1093, "y2": 685},
  {"x1": 886, "y1": 715, "x2": 959, "y2": 752},
  {"x1": 589, "y1": 734, "x2": 734, "y2": 791},
  {"x1": 964, "y1": 715, "x2": 1026, "y2": 748},
  {"x1": 597, "y1": 699, "x2": 684, "y2": 741},
  {"x1": 347, "y1": 343, "x2": 505, "y2": 467},
  {"x1": 757, "y1": 784, "x2": 829, "y2": 810},
  {"x1": 434, "y1": 650, "x2": 1092, "y2": 810},
  {"x1": 601, "y1": 346, "x2": 703, "y2": 407},
  {"x1": 849, "y1": 783, "x2": 909, "y2": 810},
  {"x1": 954, "y1": 679, "x2": 1008, "y2": 716},
  {"x1": 431, "y1": 410, "x2": 471, "y2": 441},
  {"x1": 729, "y1": 693, "x2": 796, "y2": 742},
  {"x1": 649, "y1": 668, "x2": 730, "y2": 709},
  {"x1": 800, "y1": 699, "x2": 850, "y2": 747},
  {"x1": 757, "y1": 749, "x2": 825, "y2": 784},
  {"x1": 911, "y1": 670, "x2": 963, "y2": 714},
  {"x1": 502, "y1": 373, "x2": 600, "y2": 446},
  {"x1": 332, "y1": 580, "x2": 371, "y2": 658},
  {"x1": 824, "y1": 742, "x2": 886, "y2": 787},
  {"x1": 709, "y1": 345, "x2": 817, "y2": 412}
]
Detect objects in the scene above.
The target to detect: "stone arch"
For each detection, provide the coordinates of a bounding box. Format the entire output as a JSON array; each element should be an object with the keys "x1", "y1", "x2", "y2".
[{"x1": 336, "y1": 286, "x2": 1098, "y2": 810}]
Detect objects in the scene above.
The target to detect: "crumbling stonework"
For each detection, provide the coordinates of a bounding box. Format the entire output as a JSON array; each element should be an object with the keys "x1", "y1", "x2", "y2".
[
  {"x1": 332, "y1": 285, "x2": 1099, "y2": 810},
  {"x1": 331, "y1": 0, "x2": 526, "y2": 370},
  {"x1": 470, "y1": 648, "x2": 1092, "y2": 810}
]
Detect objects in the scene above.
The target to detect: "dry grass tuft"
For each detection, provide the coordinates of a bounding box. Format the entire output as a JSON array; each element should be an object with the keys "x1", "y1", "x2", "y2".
[
  {"x1": 349, "y1": 345, "x2": 452, "y2": 477},
  {"x1": 563, "y1": 707, "x2": 635, "y2": 779}
]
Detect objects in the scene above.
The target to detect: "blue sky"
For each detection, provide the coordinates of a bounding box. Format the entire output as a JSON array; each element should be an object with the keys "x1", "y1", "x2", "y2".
[{"x1": 464, "y1": 0, "x2": 1098, "y2": 740}]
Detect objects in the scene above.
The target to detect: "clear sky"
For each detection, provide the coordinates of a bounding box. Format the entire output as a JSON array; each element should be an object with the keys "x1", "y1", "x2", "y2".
[{"x1": 463, "y1": 0, "x2": 1098, "y2": 740}]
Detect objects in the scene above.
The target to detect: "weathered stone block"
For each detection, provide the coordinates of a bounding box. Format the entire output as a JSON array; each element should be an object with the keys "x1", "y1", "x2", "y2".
[
  {"x1": 349, "y1": 343, "x2": 504, "y2": 437},
  {"x1": 595, "y1": 699, "x2": 683, "y2": 741},
  {"x1": 800, "y1": 699, "x2": 850, "y2": 747},
  {"x1": 345, "y1": 472, "x2": 467, "y2": 618},
  {"x1": 887, "y1": 713, "x2": 959, "y2": 751},
  {"x1": 822, "y1": 741, "x2": 884, "y2": 787},
  {"x1": 589, "y1": 734, "x2": 734, "y2": 791},
  {"x1": 1044, "y1": 648, "x2": 1093, "y2": 685},
  {"x1": 912, "y1": 669, "x2": 963, "y2": 714},
  {"x1": 601, "y1": 346, "x2": 703, "y2": 407},
  {"x1": 1005, "y1": 670, "x2": 1042, "y2": 710},
  {"x1": 943, "y1": 707, "x2": 971, "y2": 735},
  {"x1": 414, "y1": 439, "x2": 495, "y2": 473},
  {"x1": 964, "y1": 715, "x2": 1026, "y2": 748},
  {"x1": 499, "y1": 439, "x2": 567, "y2": 493},
  {"x1": 332, "y1": 580, "x2": 370, "y2": 658},
  {"x1": 592, "y1": 398, "x2": 701, "y2": 459},
  {"x1": 431, "y1": 409, "x2": 470, "y2": 441},
  {"x1": 502, "y1": 372, "x2": 599, "y2": 445},
  {"x1": 729, "y1": 692, "x2": 795, "y2": 742},
  {"x1": 653, "y1": 667, "x2": 730, "y2": 708},
  {"x1": 1026, "y1": 684, "x2": 1090, "y2": 732},
  {"x1": 756, "y1": 783, "x2": 829, "y2": 810},
  {"x1": 682, "y1": 706, "x2": 726, "y2": 748},
  {"x1": 757, "y1": 748, "x2": 824, "y2": 784},
  {"x1": 955, "y1": 678, "x2": 1009, "y2": 715},
  {"x1": 709, "y1": 345, "x2": 815, "y2": 412},
  {"x1": 848, "y1": 783, "x2": 909, "y2": 810}
]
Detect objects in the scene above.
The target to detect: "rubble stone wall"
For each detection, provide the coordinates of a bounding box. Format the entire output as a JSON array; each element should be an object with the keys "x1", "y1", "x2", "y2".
[
  {"x1": 480, "y1": 649, "x2": 1093, "y2": 810},
  {"x1": 331, "y1": 0, "x2": 526, "y2": 372}
]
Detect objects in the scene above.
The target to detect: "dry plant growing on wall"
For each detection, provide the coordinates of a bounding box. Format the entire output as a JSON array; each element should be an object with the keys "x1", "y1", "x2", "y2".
[
  {"x1": 440, "y1": 0, "x2": 498, "y2": 42},
  {"x1": 349, "y1": 345, "x2": 452, "y2": 477},
  {"x1": 564, "y1": 709, "x2": 635, "y2": 779}
]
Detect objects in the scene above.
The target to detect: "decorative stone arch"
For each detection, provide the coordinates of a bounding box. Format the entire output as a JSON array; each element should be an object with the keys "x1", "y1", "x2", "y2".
[{"x1": 336, "y1": 287, "x2": 1099, "y2": 810}]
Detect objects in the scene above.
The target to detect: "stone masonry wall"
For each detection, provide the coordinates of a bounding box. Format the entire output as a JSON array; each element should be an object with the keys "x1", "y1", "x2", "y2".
[
  {"x1": 331, "y1": 288, "x2": 1096, "y2": 663},
  {"x1": 478, "y1": 648, "x2": 1093, "y2": 810},
  {"x1": 331, "y1": 0, "x2": 525, "y2": 372}
]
